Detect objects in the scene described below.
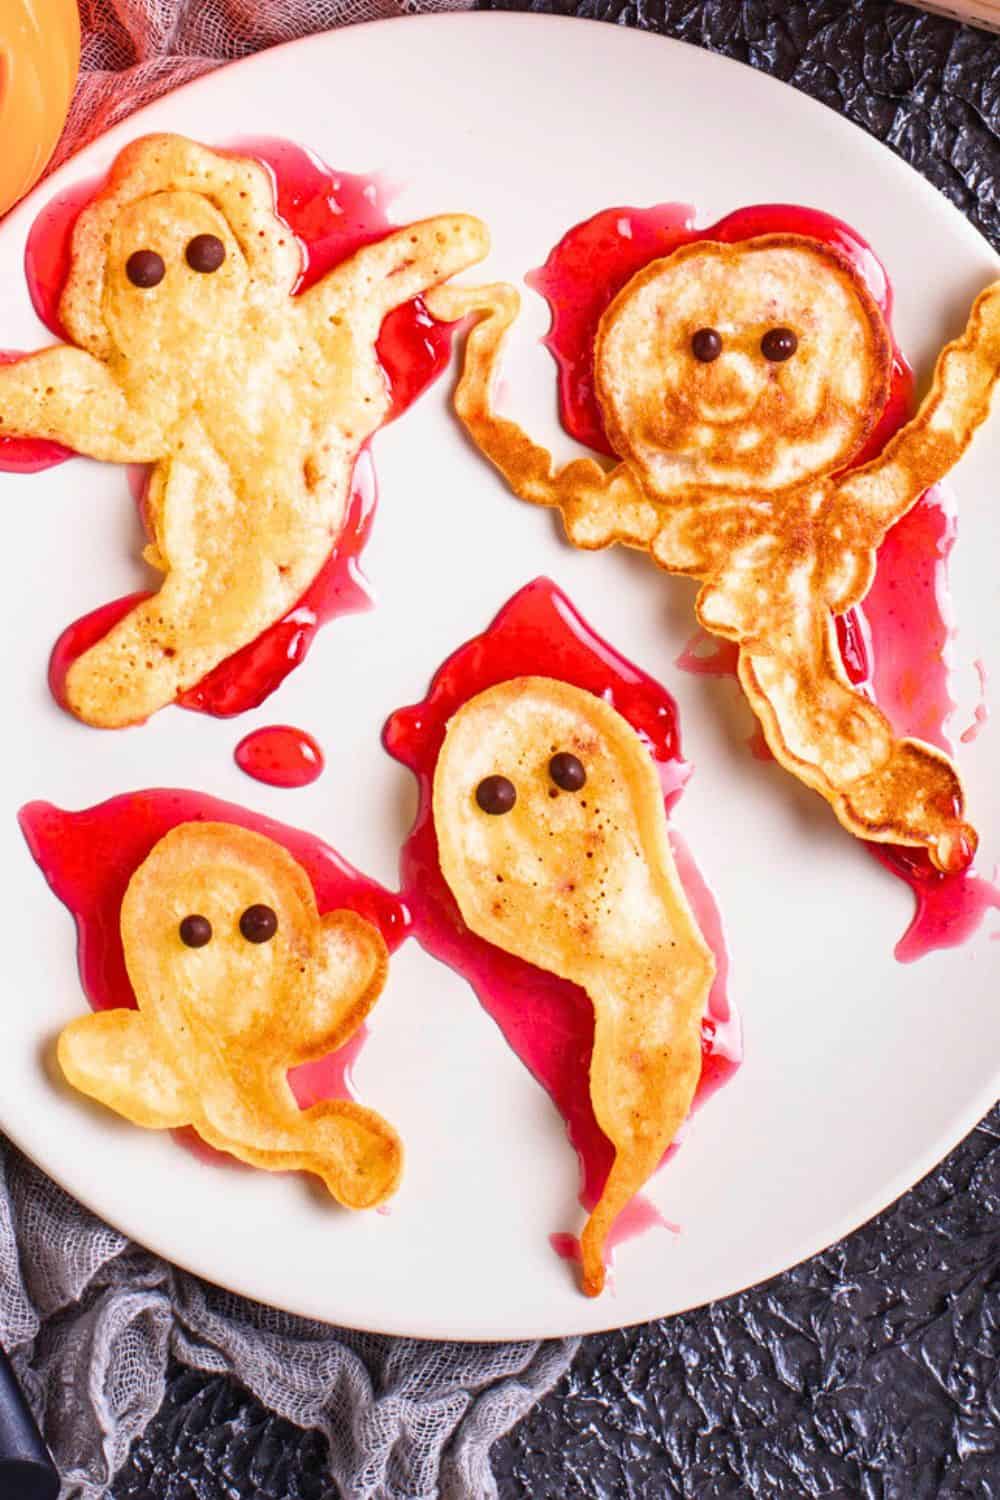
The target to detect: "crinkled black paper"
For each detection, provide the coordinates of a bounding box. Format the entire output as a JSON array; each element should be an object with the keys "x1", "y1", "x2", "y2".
[
  {"x1": 112, "y1": 4, "x2": 1000, "y2": 1496},
  {"x1": 495, "y1": 1109, "x2": 1000, "y2": 1498}
]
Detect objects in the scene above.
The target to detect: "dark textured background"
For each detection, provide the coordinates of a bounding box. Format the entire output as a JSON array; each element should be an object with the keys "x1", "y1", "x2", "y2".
[{"x1": 110, "y1": 3, "x2": 1000, "y2": 1496}]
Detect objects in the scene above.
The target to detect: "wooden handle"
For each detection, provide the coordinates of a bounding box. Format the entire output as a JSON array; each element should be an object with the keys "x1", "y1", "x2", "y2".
[{"x1": 900, "y1": 0, "x2": 1000, "y2": 32}]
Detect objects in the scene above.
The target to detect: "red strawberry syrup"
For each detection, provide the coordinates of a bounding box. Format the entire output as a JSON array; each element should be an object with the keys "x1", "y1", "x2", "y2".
[
  {"x1": 383, "y1": 578, "x2": 741, "y2": 1269},
  {"x1": 234, "y1": 725, "x2": 325, "y2": 788},
  {"x1": 531, "y1": 203, "x2": 999, "y2": 962},
  {"x1": 960, "y1": 660, "x2": 989, "y2": 747}
]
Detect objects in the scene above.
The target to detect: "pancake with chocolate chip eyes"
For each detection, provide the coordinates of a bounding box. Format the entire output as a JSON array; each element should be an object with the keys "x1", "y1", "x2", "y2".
[
  {"x1": 433, "y1": 676, "x2": 715, "y2": 1296},
  {"x1": 57, "y1": 822, "x2": 403, "y2": 1208},
  {"x1": 0, "y1": 133, "x2": 489, "y2": 727},
  {"x1": 594, "y1": 234, "x2": 893, "y2": 495}
]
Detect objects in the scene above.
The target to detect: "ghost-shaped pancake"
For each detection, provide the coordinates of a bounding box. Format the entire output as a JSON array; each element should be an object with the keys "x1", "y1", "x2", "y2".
[
  {"x1": 429, "y1": 236, "x2": 1000, "y2": 873},
  {"x1": 0, "y1": 134, "x2": 488, "y2": 726},
  {"x1": 433, "y1": 676, "x2": 715, "y2": 1295},
  {"x1": 57, "y1": 822, "x2": 402, "y2": 1207}
]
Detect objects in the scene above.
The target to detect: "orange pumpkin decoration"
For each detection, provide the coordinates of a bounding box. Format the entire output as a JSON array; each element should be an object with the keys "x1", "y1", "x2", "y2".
[{"x1": 0, "y1": 0, "x2": 80, "y2": 217}]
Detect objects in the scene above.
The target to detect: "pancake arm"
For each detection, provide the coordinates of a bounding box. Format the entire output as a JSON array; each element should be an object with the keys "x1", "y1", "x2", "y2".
[
  {"x1": 0, "y1": 347, "x2": 161, "y2": 462},
  {"x1": 57, "y1": 1010, "x2": 195, "y2": 1128},
  {"x1": 285, "y1": 911, "x2": 390, "y2": 1067},
  {"x1": 298, "y1": 216, "x2": 490, "y2": 331},
  {"x1": 835, "y1": 279, "x2": 1000, "y2": 540},
  {"x1": 425, "y1": 284, "x2": 661, "y2": 549}
]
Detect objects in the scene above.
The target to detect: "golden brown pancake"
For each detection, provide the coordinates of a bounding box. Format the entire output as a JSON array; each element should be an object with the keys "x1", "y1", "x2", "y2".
[
  {"x1": 0, "y1": 134, "x2": 489, "y2": 726},
  {"x1": 433, "y1": 676, "x2": 715, "y2": 1295},
  {"x1": 57, "y1": 822, "x2": 402, "y2": 1207}
]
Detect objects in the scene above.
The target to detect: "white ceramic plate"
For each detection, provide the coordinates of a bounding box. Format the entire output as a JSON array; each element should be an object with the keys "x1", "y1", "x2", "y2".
[{"x1": 1, "y1": 14, "x2": 998, "y2": 1340}]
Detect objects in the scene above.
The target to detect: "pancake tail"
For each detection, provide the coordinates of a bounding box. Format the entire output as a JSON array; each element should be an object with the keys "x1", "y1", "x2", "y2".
[{"x1": 580, "y1": 1154, "x2": 653, "y2": 1298}]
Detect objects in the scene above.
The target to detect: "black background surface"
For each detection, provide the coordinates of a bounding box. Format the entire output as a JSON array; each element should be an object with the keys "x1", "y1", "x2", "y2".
[{"x1": 111, "y1": 3, "x2": 1000, "y2": 1496}]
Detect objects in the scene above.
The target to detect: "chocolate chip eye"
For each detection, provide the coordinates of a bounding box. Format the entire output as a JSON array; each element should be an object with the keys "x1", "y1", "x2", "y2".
[
  {"x1": 126, "y1": 250, "x2": 165, "y2": 288},
  {"x1": 549, "y1": 752, "x2": 587, "y2": 792},
  {"x1": 475, "y1": 775, "x2": 516, "y2": 815},
  {"x1": 179, "y1": 914, "x2": 212, "y2": 948},
  {"x1": 761, "y1": 327, "x2": 798, "y2": 362},
  {"x1": 186, "y1": 233, "x2": 226, "y2": 274},
  {"x1": 691, "y1": 328, "x2": 722, "y2": 363},
  {"x1": 239, "y1": 904, "x2": 278, "y2": 943}
]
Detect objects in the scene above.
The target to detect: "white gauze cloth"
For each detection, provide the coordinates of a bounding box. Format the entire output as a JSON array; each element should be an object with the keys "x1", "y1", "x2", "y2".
[{"x1": 1, "y1": 3, "x2": 578, "y2": 1497}]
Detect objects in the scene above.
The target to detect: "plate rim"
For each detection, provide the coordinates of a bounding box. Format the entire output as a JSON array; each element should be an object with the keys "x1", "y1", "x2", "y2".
[{"x1": 0, "y1": 9, "x2": 998, "y2": 1341}]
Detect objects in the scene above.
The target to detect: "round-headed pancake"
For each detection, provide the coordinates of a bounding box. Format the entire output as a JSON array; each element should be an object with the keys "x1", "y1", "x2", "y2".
[{"x1": 595, "y1": 234, "x2": 893, "y2": 495}]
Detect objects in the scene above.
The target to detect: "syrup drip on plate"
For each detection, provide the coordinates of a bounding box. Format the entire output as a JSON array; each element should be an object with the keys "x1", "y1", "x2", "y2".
[
  {"x1": 532, "y1": 202, "x2": 999, "y2": 962},
  {"x1": 18, "y1": 791, "x2": 408, "y2": 1166},
  {"x1": 384, "y1": 577, "x2": 741, "y2": 1267},
  {"x1": 4, "y1": 140, "x2": 455, "y2": 717},
  {"x1": 960, "y1": 660, "x2": 989, "y2": 746},
  {"x1": 234, "y1": 724, "x2": 325, "y2": 788}
]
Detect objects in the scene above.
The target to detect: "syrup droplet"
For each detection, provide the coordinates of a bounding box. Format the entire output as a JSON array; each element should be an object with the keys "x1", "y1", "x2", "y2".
[
  {"x1": 960, "y1": 659, "x2": 989, "y2": 746},
  {"x1": 234, "y1": 725, "x2": 325, "y2": 788}
]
